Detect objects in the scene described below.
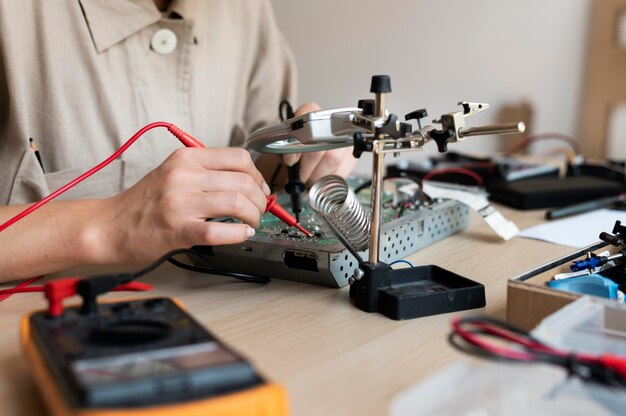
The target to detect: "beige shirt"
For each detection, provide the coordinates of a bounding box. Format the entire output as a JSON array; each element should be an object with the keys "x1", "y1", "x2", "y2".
[{"x1": 0, "y1": 0, "x2": 296, "y2": 204}]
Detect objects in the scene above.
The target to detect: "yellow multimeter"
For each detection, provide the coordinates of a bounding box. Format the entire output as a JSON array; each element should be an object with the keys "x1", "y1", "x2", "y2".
[{"x1": 21, "y1": 297, "x2": 288, "y2": 415}]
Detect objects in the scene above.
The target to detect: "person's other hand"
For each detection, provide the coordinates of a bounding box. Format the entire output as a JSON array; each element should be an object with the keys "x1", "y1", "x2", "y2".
[
  {"x1": 282, "y1": 102, "x2": 357, "y2": 186},
  {"x1": 103, "y1": 147, "x2": 269, "y2": 263}
]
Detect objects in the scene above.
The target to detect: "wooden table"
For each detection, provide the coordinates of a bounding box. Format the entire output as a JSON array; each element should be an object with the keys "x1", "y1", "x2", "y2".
[{"x1": 0, "y1": 205, "x2": 574, "y2": 415}]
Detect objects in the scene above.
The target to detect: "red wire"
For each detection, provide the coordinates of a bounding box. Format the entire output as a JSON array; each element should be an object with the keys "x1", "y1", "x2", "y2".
[
  {"x1": 452, "y1": 318, "x2": 535, "y2": 361},
  {"x1": 0, "y1": 121, "x2": 171, "y2": 233},
  {"x1": 469, "y1": 321, "x2": 558, "y2": 354},
  {"x1": 0, "y1": 286, "x2": 44, "y2": 296},
  {"x1": 0, "y1": 121, "x2": 174, "y2": 302},
  {"x1": 504, "y1": 132, "x2": 580, "y2": 156},
  {"x1": 0, "y1": 275, "x2": 45, "y2": 301},
  {"x1": 422, "y1": 168, "x2": 484, "y2": 186},
  {"x1": 451, "y1": 317, "x2": 601, "y2": 364}
]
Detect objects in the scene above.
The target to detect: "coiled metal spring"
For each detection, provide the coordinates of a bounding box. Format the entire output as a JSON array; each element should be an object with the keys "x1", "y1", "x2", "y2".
[{"x1": 309, "y1": 175, "x2": 370, "y2": 252}]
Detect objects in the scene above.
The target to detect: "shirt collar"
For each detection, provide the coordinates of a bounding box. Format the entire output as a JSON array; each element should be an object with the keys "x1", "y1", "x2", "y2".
[
  {"x1": 168, "y1": 0, "x2": 196, "y2": 21},
  {"x1": 79, "y1": 0, "x2": 162, "y2": 54}
]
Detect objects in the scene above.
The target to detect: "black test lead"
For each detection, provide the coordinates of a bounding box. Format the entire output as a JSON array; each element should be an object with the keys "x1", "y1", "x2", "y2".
[{"x1": 279, "y1": 100, "x2": 305, "y2": 222}]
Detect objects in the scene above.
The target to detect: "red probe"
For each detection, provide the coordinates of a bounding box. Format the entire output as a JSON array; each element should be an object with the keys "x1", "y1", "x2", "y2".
[
  {"x1": 170, "y1": 124, "x2": 312, "y2": 236},
  {"x1": 265, "y1": 195, "x2": 311, "y2": 237},
  {"x1": 0, "y1": 122, "x2": 311, "y2": 236},
  {"x1": 0, "y1": 122, "x2": 310, "y2": 303}
]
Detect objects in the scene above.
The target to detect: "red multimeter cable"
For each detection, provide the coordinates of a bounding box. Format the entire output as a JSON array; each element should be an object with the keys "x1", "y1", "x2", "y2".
[
  {"x1": 450, "y1": 316, "x2": 626, "y2": 386},
  {"x1": 0, "y1": 122, "x2": 309, "y2": 300},
  {"x1": 1, "y1": 122, "x2": 186, "y2": 232}
]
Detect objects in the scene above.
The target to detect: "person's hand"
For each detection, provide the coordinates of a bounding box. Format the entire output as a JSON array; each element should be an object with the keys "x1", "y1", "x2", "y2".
[
  {"x1": 102, "y1": 147, "x2": 269, "y2": 263},
  {"x1": 282, "y1": 102, "x2": 357, "y2": 186}
]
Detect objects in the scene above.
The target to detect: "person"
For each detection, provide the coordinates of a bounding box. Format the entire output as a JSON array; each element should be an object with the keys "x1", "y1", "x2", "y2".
[{"x1": 0, "y1": 0, "x2": 356, "y2": 282}]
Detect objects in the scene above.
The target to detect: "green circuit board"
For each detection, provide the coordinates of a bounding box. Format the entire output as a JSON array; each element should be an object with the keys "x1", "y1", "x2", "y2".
[{"x1": 240, "y1": 179, "x2": 426, "y2": 246}]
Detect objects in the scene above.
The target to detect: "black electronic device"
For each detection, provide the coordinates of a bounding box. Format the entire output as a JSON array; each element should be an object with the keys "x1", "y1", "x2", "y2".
[
  {"x1": 487, "y1": 175, "x2": 626, "y2": 209},
  {"x1": 22, "y1": 297, "x2": 287, "y2": 415},
  {"x1": 387, "y1": 152, "x2": 560, "y2": 186},
  {"x1": 389, "y1": 154, "x2": 626, "y2": 210}
]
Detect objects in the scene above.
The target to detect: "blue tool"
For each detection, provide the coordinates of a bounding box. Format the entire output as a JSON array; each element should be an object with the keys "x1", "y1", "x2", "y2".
[
  {"x1": 570, "y1": 251, "x2": 625, "y2": 272},
  {"x1": 547, "y1": 275, "x2": 620, "y2": 300}
]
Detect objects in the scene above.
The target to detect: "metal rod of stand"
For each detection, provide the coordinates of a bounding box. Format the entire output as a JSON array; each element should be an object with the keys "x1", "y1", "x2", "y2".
[
  {"x1": 369, "y1": 147, "x2": 384, "y2": 264},
  {"x1": 458, "y1": 122, "x2": 525, "y2": 138},
  {"x1": 369, "y1": 90, "x2": 386, "y2": 264}
]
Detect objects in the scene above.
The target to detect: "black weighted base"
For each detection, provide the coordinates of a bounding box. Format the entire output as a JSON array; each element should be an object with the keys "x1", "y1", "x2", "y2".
[{"x1": 349, "y1": 262, "x2": 486, "y2": 320}]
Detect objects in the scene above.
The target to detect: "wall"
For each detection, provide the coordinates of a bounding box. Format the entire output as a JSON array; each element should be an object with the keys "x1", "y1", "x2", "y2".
[{"x1": 271, "y1": 0, "x2": 593, "y2": 174}]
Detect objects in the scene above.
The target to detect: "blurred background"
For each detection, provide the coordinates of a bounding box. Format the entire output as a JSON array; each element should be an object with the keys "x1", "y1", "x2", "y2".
[{"x1": 271, "y1": 0, "x2": 625, "y2": 175}]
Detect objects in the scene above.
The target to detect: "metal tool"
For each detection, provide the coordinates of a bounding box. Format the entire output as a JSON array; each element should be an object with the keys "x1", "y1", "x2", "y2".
[
  {"x1": 309, "y1": 175, "x2": 371, "y2": 253},
  {"x1": 246, "y1": 75, "x2": 522, "y2": 319},
  {"x1": 249, "y1": 76, "x2": 525, "y2": 265}
]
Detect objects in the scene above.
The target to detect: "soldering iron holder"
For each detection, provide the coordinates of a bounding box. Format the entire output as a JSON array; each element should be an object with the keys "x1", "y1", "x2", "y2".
[{"x1": 350, "y1": 262, "x2": 486, "y2": 320}]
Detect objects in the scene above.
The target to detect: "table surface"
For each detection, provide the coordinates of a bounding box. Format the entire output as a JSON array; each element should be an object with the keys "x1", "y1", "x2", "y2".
[{"x1": 0, "y1": 205, "x2": 576, "y2": 415}]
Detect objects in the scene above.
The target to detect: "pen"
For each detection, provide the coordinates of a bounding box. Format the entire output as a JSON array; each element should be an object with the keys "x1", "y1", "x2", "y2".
[
  {"x1": 545, "y1": 194, "x2": 626, "y2": 220},
  {"x1": 29, "y1": 137, "x2": 45, "y2": 173}
]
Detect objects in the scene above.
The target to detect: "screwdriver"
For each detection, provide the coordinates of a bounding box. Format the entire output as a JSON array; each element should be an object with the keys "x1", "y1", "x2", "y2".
[{"x1": 171, "y1": 125, "x2": 312, "y2": 237}]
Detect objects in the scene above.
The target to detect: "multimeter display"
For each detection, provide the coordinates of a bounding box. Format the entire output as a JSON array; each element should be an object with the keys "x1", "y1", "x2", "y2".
[
  {"x1": 72, "y1": 341, "x2": 239, "y2": 386},
  {"x1": 70, "y1": 341, "x2": 257, "y2": 407},
  {"x1": 27, "y1": 298, "x2": 264, "y2": 409}
]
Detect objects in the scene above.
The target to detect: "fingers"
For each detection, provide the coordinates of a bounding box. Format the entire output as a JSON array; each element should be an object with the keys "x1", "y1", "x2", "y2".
[
  {"x1": 283, "y1": 102, "x2": 322, "y2": 167},
  {"x1": 294, "y1": 101, "x2": 321, "y2": 116},
  {"x1": 298, "y1": 148, "x2": 357, "y2": 186},
  {"x1": 283, "y1": 153, "x2": 301, "y2": 167},
  {"x1": 193, "y1": 171, "x2": 267, "y2": 215},
  {"x1": 186, "y1": 191, "x2": 264, "y2": 227},
  {"x1": 309, "y1": 148, "x2": 357, "y2": 185},
  {"x1": 170, "y1": 147, "x2": 270, "y2": 196},
  {"x1": 298, "y1": 151, "x2": 325, "y2": 184},
  {"x1": 183, "y1": 222, "x2": 256, "y2": 247}
]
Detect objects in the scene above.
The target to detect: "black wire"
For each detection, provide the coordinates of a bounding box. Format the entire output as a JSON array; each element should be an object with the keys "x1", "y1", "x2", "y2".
[
  {"x1": 167, "y1": 255, "x2": 270, "y2": 284},
  {"x1": 449, "y1": 316, "x2": 626, "y2": 387},
  {"x1": 447, "y1": 332, "x2": 517, "y2": 362},
  {"x1": 128, "y1": 247, "x2": 270, "y2": 284},
  {"x1": 354, "y1": 174, "x2": 423, "y2": 195},
  {"x1": 267, "y1": 99, "x2": 295, "y2": 193},
  {"x1": 279, "y1": 100, "x2": 295, "y2": 121},
  {"x1": 130, "y1": 248, "x2": 192, "y2": 279},
  {"x1": 457, "y1": 316, "x2": 538, "y2": 338}
]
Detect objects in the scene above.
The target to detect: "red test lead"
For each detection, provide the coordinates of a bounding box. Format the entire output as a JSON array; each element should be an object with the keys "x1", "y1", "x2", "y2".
[
  {"x1": 265, "y1": 195, "x2": 312, "y2": 237},
  {"x1": 170, "y1": 126, "x2": 313, "y2": 237}
]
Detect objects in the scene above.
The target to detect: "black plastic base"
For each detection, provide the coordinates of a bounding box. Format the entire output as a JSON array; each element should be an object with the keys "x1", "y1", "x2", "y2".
[{"x1": 349, "y1": 263, "x2": 486, "y2": 320}]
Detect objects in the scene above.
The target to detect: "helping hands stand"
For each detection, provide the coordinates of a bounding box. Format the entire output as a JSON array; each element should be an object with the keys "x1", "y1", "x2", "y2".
[
  {"x1": 249, "y1": 75, "x2": 525, "y2": 319},
  {"x1": 350, "y1": 75, "x2": 506, "y2": 320}
]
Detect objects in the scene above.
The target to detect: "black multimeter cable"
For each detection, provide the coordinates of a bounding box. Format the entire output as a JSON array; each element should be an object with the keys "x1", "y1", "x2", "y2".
[
  {"x1": 279, "y1": 100, "x2": 305, "y2": 222},
  {"x1": 77, "y1": 248, "x2": 269, "y2": 315},
  {"x1": 125, "y1": 247, "x2": 271, "y2": 283}
]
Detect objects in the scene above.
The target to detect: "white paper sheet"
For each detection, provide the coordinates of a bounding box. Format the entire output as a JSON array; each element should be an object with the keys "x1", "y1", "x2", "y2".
[{"x1": 517, "y1": 209, "x2": 626, "y2": 248}]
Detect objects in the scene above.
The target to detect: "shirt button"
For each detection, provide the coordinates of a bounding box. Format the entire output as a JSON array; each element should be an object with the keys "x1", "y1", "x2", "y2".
[{"x1": 151, "y1": 28, "x2": 177, "y2": 55}]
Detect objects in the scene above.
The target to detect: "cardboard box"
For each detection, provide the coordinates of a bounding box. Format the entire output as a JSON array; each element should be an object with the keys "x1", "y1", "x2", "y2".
[{"x1": 506, "y1": 241, "x2": 610, "y2": 331}]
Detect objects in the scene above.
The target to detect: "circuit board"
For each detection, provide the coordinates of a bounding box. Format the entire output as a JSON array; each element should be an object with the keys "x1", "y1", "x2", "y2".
[
  {"x1": 254, "y1": 189, "x2": 413, "y2": 245},
  {"x1": 190, "y1": 183, "x2": 470, "y2": 288}
]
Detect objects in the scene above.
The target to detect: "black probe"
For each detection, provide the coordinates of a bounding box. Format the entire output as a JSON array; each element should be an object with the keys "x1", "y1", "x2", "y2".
[
  {"x1": 279, "y1": 100, "x2": 304, "y2": 222},
  {"x1": 285, "y1": 162, "x2": 305, "y2": 222}
]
